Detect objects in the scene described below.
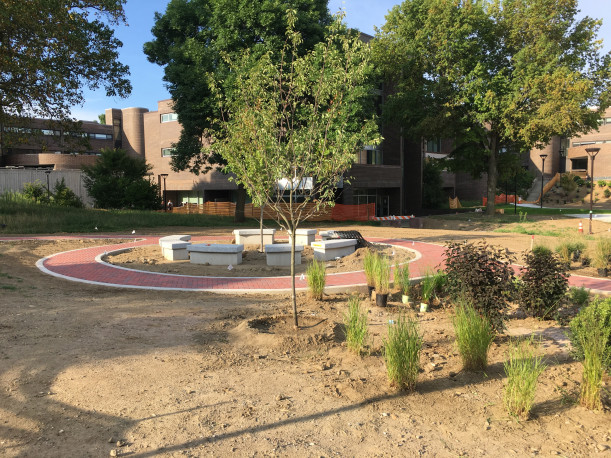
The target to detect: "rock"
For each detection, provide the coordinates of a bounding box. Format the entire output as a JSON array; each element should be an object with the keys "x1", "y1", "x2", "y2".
[
  {"x1": 116, "y1": 440, "x2": 126, "y2": 447},
  {"x1": 597, "y1": 444, "x2": 609, "y2": 452},
  {"x1": 108, "y1": 437, "x2": 114, "y2": 443},
  {"x1": 449, "y1": 371, "x2": 457, "y2": 378},
  {"x1": 109, "y1": 450, "x2": 117, "y2": 457}
]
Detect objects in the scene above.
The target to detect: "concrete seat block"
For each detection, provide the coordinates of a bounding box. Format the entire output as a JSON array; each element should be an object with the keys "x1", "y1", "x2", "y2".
[
  {"x1": 187, "y1": 243, "x2": 244, "y2": 265},
  {"x1": 289, "y1": 229, "x2": 317, "y2": 246},
  {"x1": 311, "y1": 239, "x2": 357, "y2": 261},
  {"x1": 160, "y1": 241, "x2": 191, "y2": 261},
  {"x1": 159, "y1": 234, "x2": 191, "y2": 246},
  {"x1": 265, "y1": 243, "x2": 303, "y2": 266},
  {"x1": 233, "y1": 229, "x2": 276, "y2": 245}
]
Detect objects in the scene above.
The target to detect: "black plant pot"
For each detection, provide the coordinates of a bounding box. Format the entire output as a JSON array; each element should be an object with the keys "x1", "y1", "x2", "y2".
[
  {"x1": 375, "y1": 293, "x2": 388, "y2": 307},
  {"x1": 597, "y1": 268, "x2": 608, "y2": 277}
]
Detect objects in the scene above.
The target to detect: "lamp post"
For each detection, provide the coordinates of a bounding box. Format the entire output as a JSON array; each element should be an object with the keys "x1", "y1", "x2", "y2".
[
  {"x1": 160, "y1": 174, "x2": 168, "y2": 212},
  {"x1": 539, "y1": 154, "x2": 548, "y2": 208},
  {"x1": 44, "y1": 169, "x2": 51, "y2": 200},
  {"x1": 586, "y1": 147, "x2": 601, "y2": 234}
]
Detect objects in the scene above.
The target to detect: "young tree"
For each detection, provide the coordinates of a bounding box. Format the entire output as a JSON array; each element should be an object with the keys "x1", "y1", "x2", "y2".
[
  {"x1": 208, "y1": 12, "x2": 381, "y2": 327},
  {"x1": 0, "y1": 0, "x2": 130, "y2": 124},
  {"x1": 143, "y1": 0, "x2": 331, "y2": 221},
  {"x1": 374, "y1": 0, "x2": 611, "y2": 215},
  {"x1": 82, "y1": 149, "x2": 161, "y2": 210}
]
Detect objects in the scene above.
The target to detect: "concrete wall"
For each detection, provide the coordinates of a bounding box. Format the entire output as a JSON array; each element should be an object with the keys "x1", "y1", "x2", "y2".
[{"x1": 0, "y1": 169, "x2": 93, "y2": 206}]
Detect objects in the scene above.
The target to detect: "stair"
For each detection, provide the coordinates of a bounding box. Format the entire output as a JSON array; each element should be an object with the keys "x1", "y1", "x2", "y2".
[{"x1": 526, "y1": 176, "x2": 552, "y2": 202}]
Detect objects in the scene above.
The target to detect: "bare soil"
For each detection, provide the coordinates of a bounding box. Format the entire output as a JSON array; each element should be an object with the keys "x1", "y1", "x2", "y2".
[
  {"x1": 0, "y1": 218, "x2": 610, "y2": 457},
  {"x1": 106, "y1": 242, "x2": 413, "y2": 277}
]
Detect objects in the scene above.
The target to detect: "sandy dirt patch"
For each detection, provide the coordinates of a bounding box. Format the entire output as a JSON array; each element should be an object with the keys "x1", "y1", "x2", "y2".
[{"x1": 0, "y1": 219, "x2": 609, "y2": 457}]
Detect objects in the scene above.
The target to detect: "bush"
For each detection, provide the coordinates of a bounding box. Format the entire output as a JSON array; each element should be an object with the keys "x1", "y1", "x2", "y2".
[
  {"x1": 559, "y1": 173, "x2": 578, "y2": 193},
  {"x1": 605, "y1": 188, "x2": 611, "y2": 198},
  {"x1": 306, "y1": 259, "x2": 326, "y2": 300},
  {"x1": 344, "y1": 295, "x2": 369, "y2": 355},
  {"x1": 573, "y1": 176, "x2": 585, "y2": 187},
  {"x1": 444, "y1": 241, "x2": 515, "y2": 331},
  {"x1": 420, "y1": 270, "x2": 436, "y2": 304},
  {"x1": 568, "y1": 298, "x2": 611, "y2": 373},
  {"x1": 22, "y1": 180, "x2": 49, "y2": 204},
  {"x1": 598, "y1": 180, "x2": 607, "y2": 188},
  {"x1": 453, "y1": 303, "x2": 495, "y2": 371},
  {"x1": 503, "y1": 337, "x2": 547, "y2": 420},
  {"x1": 518, "y1": 248, "x2": 569, "y2": 319},
  {"x1": 383, "y1": 314, "x2": 422, "y2": 390},
  {"x1": 568, "y1": 287, "x2": 590, "y2": 308},
  {"x1": 52, "y1": 178, "x2": 83, "y2": 208},
  {"x1": 569, "y1": 299, "x2": 611, "y2": 409}
]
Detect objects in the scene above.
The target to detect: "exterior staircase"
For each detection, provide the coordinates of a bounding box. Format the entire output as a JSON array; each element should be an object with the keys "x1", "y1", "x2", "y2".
[{"x1": 526, "y1": 175, "x2": 555, "y2": 203}]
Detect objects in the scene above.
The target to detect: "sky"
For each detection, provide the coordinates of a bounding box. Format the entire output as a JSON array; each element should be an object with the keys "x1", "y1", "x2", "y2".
[{"x1": 71, "y1": 0, "x2": 611, "y2": 122}]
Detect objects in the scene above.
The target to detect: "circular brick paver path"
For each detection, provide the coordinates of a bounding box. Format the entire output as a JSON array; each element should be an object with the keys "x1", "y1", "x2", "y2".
[{"x1": 2, "y1": 234, "x2": 611, "y2": 294}]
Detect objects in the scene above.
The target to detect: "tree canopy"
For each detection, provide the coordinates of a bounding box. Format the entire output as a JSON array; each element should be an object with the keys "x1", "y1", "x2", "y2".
[
  {"x1": 0, "y1": 0, "x2": 131, "y2": 123},
  {"x1": 209, "y1": 12, "x2": 380, "y2": 326},
  {"x1": 374, "y1": 0, "x2": 611, "y2": 214},
  {"x1": 143, "y1": 0, "x2": 332, "y2": 175},
  {"x1": 83, "y1": 149, "x2": 161, "y2": 210}
]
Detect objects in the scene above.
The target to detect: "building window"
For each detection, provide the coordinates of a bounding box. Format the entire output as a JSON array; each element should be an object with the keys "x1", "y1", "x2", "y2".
[
  {"x1": 425, "y1": 138, "x2": 441, "y2": 153},
  {"x1": 161, "y1": 147, "x2": 175, "y2": 157},
  {"x1": 161, "y1": 113, "x2": 178, "y2": 123},
  {"x1": 89, "y1": 133, "x2": 113, "y2": 140},
  {"x1": 356, "y1": 146, "x2": 382, "y2": 165},
  {"x1": 41, "y1": 129, "x2": 60, "y2": 136},
  {"x1": 571, "y1": 158, "x2": 588, "y2": 170}
]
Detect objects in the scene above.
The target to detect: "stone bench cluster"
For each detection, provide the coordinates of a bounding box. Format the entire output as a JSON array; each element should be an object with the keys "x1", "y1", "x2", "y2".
[{"x1": 158, "y1": 229, "x2": 357, "y2": 267}]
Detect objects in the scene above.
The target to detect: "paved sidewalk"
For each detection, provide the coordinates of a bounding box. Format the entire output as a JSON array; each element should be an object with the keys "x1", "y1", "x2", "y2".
[{"x1": 2, "y1": 234, "x2": 611, "y2": 294}]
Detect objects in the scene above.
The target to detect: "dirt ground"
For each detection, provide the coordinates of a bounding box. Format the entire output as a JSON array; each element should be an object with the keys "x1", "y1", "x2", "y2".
[{"x1": 1, "y1": 217, "x2": 610, "y2": 457}]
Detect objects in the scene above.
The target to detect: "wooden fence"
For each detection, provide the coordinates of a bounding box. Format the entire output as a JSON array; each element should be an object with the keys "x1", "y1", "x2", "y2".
[{"x1": 173, "y1": 202, "x2": 374, "y2": 222}]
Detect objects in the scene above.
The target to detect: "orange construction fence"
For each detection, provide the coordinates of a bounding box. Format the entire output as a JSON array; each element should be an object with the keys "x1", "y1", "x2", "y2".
[{"x1": 482, "y1": 194, "x2": 522, "y2": 206}]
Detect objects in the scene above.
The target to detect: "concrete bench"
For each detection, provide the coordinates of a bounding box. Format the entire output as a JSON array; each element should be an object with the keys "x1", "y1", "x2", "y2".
[
  {"x1": 311, "y1": 239, "x2": 357, "y2": 261},
  {"x1": 265, "y1": 244, "x2": 304, "y2": 266},
  {"x1": 160, "y1": 240, "x2": 191, "y2": 261},
  {"x1": 233, "y1": 229, "x2": 276, "y2": 245},
  {"x1": 187, "y1": 243, "x2": 244, "y2": 265},
  {"x1": 319, "y1": 230, "x2": 336, "y2": 241},
  {"x1": 158, "y1": 234, "x2": 191, "y2": 246},
  {"x1": 289, "y1": 229, "x2": 317, "y2": 246}
]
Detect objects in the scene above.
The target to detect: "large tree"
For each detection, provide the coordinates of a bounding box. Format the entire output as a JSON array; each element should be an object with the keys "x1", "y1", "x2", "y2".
[
  {"x1": 143, "y1": 0, "x2": 331, "y2": 220},
  {"x1": 0, "y1": 0, "x2": 131, "y2": 125},
  {"x1": 374, "y1": 0, "x2": 611, "y2": 214},
  {"x1": 83, "y1": 148, "x2": 161, "y2": 210},
  {"x1": 208, "y1": 12, "x2": 380, "y2": 327}
]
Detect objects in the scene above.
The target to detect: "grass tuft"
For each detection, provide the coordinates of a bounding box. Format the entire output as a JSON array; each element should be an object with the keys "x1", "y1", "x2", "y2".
[
  {"x1": 344, "y1": 295, "x2": 369, "y2": 355},
  {"x1": 383, "y1": 314, "x2": 423, "y2": 390},
  {"x1": 306, "y1": 259, "x2": 326, "y2": 300},
  {"x1": 503, "y1": 337, "x2": 547, "y2": 420},
  {"x1": 453, "y1": 303, "x2": 495, "y2": 371}
]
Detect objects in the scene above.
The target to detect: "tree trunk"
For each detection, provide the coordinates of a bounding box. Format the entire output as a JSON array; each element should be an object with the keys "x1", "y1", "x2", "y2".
[
  {"x1": 290, "y1": 225, "x2": 298, "y2": 328},
  {"x1": 259, "y1": 205, "x2": 264, "y2": 252},
  {"x1": 234, "y1": 185, "x2": 246, "y2": 223},
  {"x1": 485, "y1": 134, "x2": 498, "y2": 216}
]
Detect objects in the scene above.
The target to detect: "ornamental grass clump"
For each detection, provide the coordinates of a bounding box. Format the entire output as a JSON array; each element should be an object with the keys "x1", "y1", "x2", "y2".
[
  {"x1": 592, "y1": 238, "x2": 611, "y2": 271},
  {"x1": 453, "y1": 303, "x2": 495, "y2": 371},
  {"x1": 383, "y1": 314, "x2": 423, "y2": 391},
  {"x1": 306, "y1": 259, "x2": 326, "y2": 300},
  {"x1": 373, "y1": 254, "x2": 390, "y2": 295},
  {"x1": 568, "y1": 299, "x2": 611, "y2": 409},
  {"x1": 503, "y1": 337, "x2": 547, "y2": 420},
  {"x1": 344, "y1": 295, "x2": 369, "y2": 355},
  {"x1": 394, "y1": 262, "x2": 411, "y2": 298},
  {"x1": 363, "y1": 249, "x2": 377, "y2": 288}
]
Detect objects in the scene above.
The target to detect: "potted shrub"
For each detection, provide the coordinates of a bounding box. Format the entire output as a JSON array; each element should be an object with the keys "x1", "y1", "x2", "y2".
[
  {"x1": 373, "y1": 254, "x2": 390, "y2": 307},
  {"x1": 394, "y1": 262, "x2": 411, "y2": 304},
  {"x1": 363, "y1": 250, "x2": 377, "y2": 299},
  {"x1": 593, "y1": 239, "x2": 611, "y2": 277}
]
